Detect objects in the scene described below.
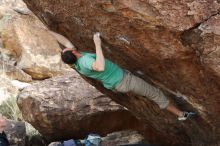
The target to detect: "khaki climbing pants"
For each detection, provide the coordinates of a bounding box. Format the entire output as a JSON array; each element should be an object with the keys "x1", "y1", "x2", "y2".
[{"x1": 115, "y1": 70, "x2": 170, "y2": 109}]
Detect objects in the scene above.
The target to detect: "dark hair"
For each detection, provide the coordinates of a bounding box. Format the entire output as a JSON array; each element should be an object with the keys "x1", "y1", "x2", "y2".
[{"x1": 61, "y1": 51, "x2": 77, "y2": 64}]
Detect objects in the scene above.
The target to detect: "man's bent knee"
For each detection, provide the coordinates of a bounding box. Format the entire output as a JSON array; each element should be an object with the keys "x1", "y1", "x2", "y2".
[{"x1": 158, "y1": 99, "x2": 170, "y2": 109}]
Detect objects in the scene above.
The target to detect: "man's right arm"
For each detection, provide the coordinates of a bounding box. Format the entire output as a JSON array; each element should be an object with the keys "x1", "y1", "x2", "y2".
[{"x1": 48, "y1": 31, "x2": 76, "y2": 49}]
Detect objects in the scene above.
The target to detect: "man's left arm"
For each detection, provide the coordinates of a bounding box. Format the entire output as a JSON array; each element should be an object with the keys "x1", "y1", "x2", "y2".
[{"x1": 92, "y1": 33, "x2": 105, "y2": 71}]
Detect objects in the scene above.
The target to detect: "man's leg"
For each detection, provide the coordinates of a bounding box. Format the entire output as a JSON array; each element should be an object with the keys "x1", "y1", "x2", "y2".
[
  {"x1": 115, "y1": 71, "x2": 184, "y2": 117},
  {"x1": 166, "y1": 102, "x2": 183, "y2": 117}
]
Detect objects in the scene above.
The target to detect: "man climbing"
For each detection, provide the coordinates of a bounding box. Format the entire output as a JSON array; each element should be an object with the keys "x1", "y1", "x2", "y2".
[{"x1": 49, "y1": 30, "x2": 195, "y2": 121}]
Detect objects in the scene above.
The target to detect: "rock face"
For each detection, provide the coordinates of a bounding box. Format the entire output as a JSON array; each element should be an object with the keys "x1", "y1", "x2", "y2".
[
  {"x1": 48, "y1": 130, "x2": 146, "y2": 146},
  {"x1": 5, "y1": 120, "x2": 26, "y2": 146},
  {"x1": 0, "y1": 77, "x2": 19, "y2": 104},
  {"x1": 0, "y1": 60, "x2": 32, "y2": 82},
  {"x1": 22, "y1": 0, "x2": 220, "y2": 145},
  {"x1": 1, "y1": 14, "x2": 70, "y2": 79},
  {"x1": 0, "y1": 0, "x2": 30, "y2": 19},
  {"x1": 101, "y1": 130, "x2": 146, "y2": 146},
  {"x1": 4, "y1": 120, "x2": 26, "y2": 146},
  {"x1": 17, "y1": 72, "x2": 142, "y2": 141}
]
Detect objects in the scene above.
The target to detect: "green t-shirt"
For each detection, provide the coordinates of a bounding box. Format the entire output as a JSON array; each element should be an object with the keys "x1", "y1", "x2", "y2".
[{"x1": 75, "y1": 52, "x2": 124, "y2": 89}]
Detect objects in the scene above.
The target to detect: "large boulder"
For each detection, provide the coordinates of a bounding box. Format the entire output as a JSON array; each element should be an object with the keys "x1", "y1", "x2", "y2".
[
  {"x1": 101, "y1": 130, "x2": 146, "y2": 146},
  {"x1": 22, "y1": 0, "x2": 220, "y2": 146},
  {"x1": 4, "y1": 120, "x2": 26, "y2": 146},
  {"x1": 0, "y1": 77, "x2": 19, "y2": 104},
  {"x1": 0, "y1": 0, "x2": 29, "y2": 12},
  {"x1": 17, "y1": 72, "x2": 142, "y2": 141},
  {"x1": 48, "y1": 130, "x2": 146, "y2": 146},
  {"x1": 0, "y1": 0, "x2": 30, "y2": 20},
  {"x1": 1, "y1": 14, "x2": 70, "y2": 79},
  {"x1": 0, "y1": 60, "x2": 32, "y2": 82}
]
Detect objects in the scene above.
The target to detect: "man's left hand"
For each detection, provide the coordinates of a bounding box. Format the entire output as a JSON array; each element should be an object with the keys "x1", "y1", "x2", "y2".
[{"x1": 93, "y1": 32, "x2": 101, "y2": 46}]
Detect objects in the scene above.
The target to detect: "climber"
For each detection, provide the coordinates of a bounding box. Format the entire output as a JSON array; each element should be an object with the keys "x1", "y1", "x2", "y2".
[{"x1": 49, "y1": 30, "x2": 195, "y2": 121}]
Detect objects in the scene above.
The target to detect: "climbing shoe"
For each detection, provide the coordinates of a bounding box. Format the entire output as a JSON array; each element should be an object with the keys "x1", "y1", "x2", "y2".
[{"x1": 178, "y1": 111, "x2": 196, "y2": 121}]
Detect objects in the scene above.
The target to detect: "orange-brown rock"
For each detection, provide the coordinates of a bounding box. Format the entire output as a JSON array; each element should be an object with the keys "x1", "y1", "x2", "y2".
[
  {"x1": 22, "y1": 0, "x2": 220, "y2": 145},
  {"x1": 0, "y1": 60, "x2": 32, "y2": 82},
  {"x1": 17, "y1": 72, "x2": 144, "y2": 141},
  {"x1": 101, "y1": 130, "x2": 146, "y2": 146},
  {"x1": 1, "y1": 14, "x2": 70, "y2": 79}
]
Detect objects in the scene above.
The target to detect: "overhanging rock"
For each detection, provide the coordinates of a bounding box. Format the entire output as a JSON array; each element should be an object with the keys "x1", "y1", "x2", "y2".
[
  {"x1": 17, "y1": 72, "x2": 145, "y2": 141},
  {"x1": 22, "y1": 0, "x2": 220, "y2": 145}
]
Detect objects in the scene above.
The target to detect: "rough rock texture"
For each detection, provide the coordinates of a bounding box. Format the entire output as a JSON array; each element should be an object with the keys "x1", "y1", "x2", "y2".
[
  {"x1": 0, "y1": 77, "x2": 19, "y2": 104},
  {"x1": 101, "y1": 130, "x2": 146, "y2": 146},
  {"x1": 0, "y1": 0, "x2": 32, "y2": 81},
  {"x1": 17, "y1": 72, "x2": 143, "y2": 141},
  {"x1": 5, "y1": 120, "x2": 26, "y2": 146},
  {"x1": 0, "y1": 0, "x2": 30, "y2": 22},
  {"x1": 22, "y1": 0, "x2": 220, "y2": 145},
  {"x1": 48, "y1": 130, "x2": 146, "y2": 146},
  {"x1": 1, "y1": 14, "x2": 70, "y2": 79},
  {"x1": 0, "y1": 0, "x2": 32, "y2": 107},
  {"x1": 0, "y1": 0, "x2": 29, "y2": 12},
  {"x1": 0, "y1": 60, "x2": 32, "y2": 82}
]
